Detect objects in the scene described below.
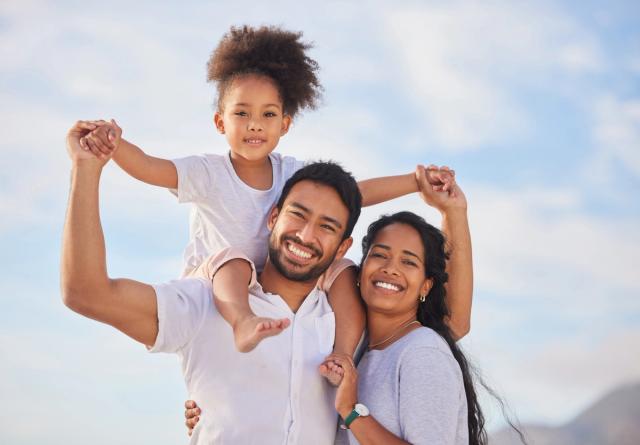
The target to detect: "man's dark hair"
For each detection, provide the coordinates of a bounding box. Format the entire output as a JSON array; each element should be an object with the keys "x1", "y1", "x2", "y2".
[{"x1": 276, "y1": 161, "x2": 362, "y2": 240}]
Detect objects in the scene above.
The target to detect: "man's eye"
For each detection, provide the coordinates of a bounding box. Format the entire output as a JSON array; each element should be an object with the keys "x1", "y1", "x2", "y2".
[{"x1": 320, "y1": 224, "x2": 336, "y2": 232}]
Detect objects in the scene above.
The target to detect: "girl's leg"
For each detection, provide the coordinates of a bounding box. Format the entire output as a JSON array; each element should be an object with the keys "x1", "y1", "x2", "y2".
[{"x1": 213, "y1": 259, "x2": 290, "y2": 352}]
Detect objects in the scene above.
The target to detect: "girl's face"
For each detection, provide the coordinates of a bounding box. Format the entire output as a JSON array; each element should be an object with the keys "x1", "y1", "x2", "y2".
[
  {"x1": 214, "y1": 75, "x2": 291, "y2": 163},
  {"x1": 360, "y1": 223, "x2": 432, "y2": 317}
]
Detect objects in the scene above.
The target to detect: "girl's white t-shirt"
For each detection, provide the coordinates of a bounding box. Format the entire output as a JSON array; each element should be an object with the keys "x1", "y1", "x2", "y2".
[{"x1": 170, "y1": 152, "x2": 305, "y2": 276}]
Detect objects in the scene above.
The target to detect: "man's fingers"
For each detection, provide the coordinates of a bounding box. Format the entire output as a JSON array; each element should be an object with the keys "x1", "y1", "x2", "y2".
[
  {"x1": 185, "y1": 416, "x2": 199, "y2": 429},
  {"x1": 185, "y1": 400, "x2": 197, "y2": 409},
  {"x1": 74, "y1": 120, "x2": 98, "y2": 131},
  {"x1": 185, "y1": 407, "x2": 201, "y2": 419}
]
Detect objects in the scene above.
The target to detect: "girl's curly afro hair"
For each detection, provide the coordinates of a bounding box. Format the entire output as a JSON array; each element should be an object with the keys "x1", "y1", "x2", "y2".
[{"x1": 207, "y1": 25, "x2": 322, "y2": 118}]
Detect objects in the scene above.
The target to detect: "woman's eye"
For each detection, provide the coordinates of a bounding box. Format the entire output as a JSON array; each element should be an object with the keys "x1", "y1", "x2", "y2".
[
  {"x1": 402, "y1": 259, "x2": 418, "y2": 267},
  {"x1": 370, "y1": 252, "x2": 385, "y2": 259}
]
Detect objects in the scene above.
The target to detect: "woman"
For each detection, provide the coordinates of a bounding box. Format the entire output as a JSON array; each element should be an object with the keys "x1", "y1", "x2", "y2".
[{"x1": 327, "y1": 210, "x2": 485, "y2": 444}]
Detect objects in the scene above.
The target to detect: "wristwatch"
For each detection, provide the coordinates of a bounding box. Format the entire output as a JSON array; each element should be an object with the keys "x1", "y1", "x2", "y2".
[{"x1": 343, "y1": 403, "x2": 370, "y2": 429}]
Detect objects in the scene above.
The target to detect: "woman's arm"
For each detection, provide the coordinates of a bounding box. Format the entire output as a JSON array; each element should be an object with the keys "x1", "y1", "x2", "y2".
[
  {"x1": 416, "y1": 165, "x2": 472, "y2": 340},
  {"x1": 328, "y1": 353, "x2": 411, "y2": 445}
]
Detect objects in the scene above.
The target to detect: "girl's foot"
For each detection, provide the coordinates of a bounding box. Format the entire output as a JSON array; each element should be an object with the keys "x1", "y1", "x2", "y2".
[
  {"x1": 319, "y1": 359, "x2": 345, "y2": 386},
  {"x1": 233, "y1": 316, "x2": 291, "y2": 352}
]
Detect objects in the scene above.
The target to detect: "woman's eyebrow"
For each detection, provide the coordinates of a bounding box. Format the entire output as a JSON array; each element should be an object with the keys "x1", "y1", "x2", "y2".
[{"x1": 372, "y1": 243, "x2": 423, "y2": 262}]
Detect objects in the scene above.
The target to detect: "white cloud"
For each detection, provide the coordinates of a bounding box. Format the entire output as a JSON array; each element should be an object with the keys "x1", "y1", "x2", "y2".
[
  {"x1": 589, "y1": 95, "x2": 640, "y2": 179},
  {"x1": 382, "y1": 1, "x2": 605, "y2": 151},
  {"x1": 469, "y1": 183, "x2": 640, "y2": 300}
]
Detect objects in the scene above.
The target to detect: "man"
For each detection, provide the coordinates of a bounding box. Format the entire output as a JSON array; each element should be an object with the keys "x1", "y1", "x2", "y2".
[{"x1": 61, "y1": 122, "x2": 362, "y2": 444}]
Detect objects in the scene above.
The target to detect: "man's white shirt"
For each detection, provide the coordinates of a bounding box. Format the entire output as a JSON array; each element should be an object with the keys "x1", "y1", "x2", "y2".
[{"x1": 148, "y1": 249, "x2": 340, "y2": 444}]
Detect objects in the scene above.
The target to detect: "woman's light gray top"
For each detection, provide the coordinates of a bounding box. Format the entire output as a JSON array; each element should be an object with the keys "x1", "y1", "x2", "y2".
[{"x1": 336, "y1": 327, "x2": 468, "y2": 445}]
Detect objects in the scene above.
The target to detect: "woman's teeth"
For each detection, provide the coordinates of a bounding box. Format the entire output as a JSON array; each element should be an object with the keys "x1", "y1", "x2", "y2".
[{"x1": 375, "y1": 281, "x2": 400, "y2": 291}]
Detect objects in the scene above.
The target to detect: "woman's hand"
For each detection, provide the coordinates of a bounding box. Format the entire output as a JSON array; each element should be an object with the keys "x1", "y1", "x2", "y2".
[
  {"x1": 184, "y1": 400, "x2": 201, "y2": 436},
  {"x1": 416, "y1": 164, "x2": 467, "y2": 212},
  {"x1": 322, "y1": 353, "x2": 359, "y2": 419}
]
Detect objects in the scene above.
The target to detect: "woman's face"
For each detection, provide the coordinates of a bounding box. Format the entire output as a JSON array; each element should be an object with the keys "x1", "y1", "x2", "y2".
[{"x1": 360, "y1": 223, "x2": 432, "y2": 317}]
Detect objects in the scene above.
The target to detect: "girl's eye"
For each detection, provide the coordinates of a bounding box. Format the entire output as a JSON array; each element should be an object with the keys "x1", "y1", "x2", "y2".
[
  {"x1": 234, "y1": 111, "x2": 247, "y2": 117},
  {"x1": 265, "y1": 112, "x2": 277, "y2": 117}
]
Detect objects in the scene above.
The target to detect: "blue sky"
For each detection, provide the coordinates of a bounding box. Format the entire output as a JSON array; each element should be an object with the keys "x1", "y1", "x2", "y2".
[{"x1": 1, "y1": 0, "x2": 639, "y2": 443}]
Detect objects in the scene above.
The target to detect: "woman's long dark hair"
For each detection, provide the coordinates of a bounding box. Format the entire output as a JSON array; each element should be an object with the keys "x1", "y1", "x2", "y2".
[{"x1": 360, "y1": 211, "x2": 496, "y2": 445}]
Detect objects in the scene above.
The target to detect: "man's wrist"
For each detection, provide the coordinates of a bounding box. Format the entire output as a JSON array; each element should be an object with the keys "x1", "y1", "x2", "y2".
[
  {"x1": 71, "y1": 158, "x2": 107, "y2": 176},
  {"x1": 72, "y1": 157, "x2": 105, "y2": 168}
]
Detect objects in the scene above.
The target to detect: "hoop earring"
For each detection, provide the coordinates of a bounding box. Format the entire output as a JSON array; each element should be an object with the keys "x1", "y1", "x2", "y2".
[{"x1": 419, "y1": 294, "x2": 426, "y2": 303}]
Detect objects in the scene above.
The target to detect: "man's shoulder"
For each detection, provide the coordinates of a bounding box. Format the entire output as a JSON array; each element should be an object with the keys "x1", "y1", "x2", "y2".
[{"x1": 153, "y1": 277, "x2": 212, "y2": 305}]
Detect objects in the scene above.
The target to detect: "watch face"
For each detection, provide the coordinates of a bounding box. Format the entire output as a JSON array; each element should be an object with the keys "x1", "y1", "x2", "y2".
[{"x1": 355, "y1": 403, "x2": 369, "y2": 416}]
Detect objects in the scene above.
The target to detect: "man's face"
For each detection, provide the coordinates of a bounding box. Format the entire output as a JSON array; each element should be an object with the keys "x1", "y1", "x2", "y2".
[{"x1": 267, "y1": 180, "x2": 353, "y2": 282}]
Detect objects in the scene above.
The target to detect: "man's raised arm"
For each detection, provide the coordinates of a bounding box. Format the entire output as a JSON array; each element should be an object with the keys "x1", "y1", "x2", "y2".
[{"x1": 61, "y1": 121, "x2": 158, "y2": 346}]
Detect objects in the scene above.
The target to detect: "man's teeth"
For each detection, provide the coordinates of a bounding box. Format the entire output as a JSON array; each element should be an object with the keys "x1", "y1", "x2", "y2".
[
  {"x1": 288, "y1": 244, "x2": 312, "y2": 259},
  {"x1": 375, "y1": 281, "x2": 400, "y2": 291}
]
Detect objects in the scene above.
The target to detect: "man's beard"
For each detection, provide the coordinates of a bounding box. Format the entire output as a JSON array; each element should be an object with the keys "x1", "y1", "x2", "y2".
[{"x1": 268, "y1": 233, "x2": 337, "y2": 282}]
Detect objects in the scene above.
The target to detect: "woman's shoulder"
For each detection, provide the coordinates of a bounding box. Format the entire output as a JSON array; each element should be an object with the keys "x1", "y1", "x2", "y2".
[
  {"x1": 395, "y1": 327, "x2": 454, "y2": 361},
  {"x1": 395, "y1": 328, "x2": 463, "y2": 385}
]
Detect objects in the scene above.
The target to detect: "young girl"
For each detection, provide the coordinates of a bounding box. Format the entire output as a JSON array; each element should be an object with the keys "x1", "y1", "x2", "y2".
[{"x1": 79, "y1": 26, "x2": 460, "y2": 374}]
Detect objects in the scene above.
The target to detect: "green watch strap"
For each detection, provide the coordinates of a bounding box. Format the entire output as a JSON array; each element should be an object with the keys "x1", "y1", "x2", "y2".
[{"x1": 344, "y1": 409, "x2": 360, "y2": 428}]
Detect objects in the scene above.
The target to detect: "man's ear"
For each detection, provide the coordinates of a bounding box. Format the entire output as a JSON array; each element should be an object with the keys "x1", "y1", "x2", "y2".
[
  {"x1": 214, "y1": 112, "x2": 225, "y2": 134},
  {"x1": 267, "y1": 205, "x2": 280, "y2": 231},
  {"x1": 333, "y1": 237, "x2": 353, "y2": 261},
  {"x1": 280, "y1": 115, "x2": 292, "y2": 136}
]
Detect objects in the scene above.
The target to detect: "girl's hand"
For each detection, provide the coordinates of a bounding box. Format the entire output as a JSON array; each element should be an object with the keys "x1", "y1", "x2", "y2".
[
  {"x1": 424, "y1": 164, "x2": 456, "y2": 193},
  {"x1": 322, "y1": 353, "x2": 359, "y2": 419},
  {"x1": 184, "y1": 400, "x2": 201, "y2": 436},
  {"x1": 80, "y1": 119, "x2": 122, "y2": 160},
  {"x1": 416, "y1": 165, "x2": 467, "y2": 212}
]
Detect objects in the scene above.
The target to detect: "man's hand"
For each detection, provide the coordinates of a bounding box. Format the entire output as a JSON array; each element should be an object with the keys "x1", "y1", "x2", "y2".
[
  {"x1": 66, "y1": 120, "x2": 111, "y2": 167},
  {"x1": 79, "y1": 119, "x2": 122, "y2": 160},
  {"x1": 184, "y1": 400, "x2": 201, "y2": 436},
  {"x1": 416, "y1": 164, "x2": 467, "y2": 212}
]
